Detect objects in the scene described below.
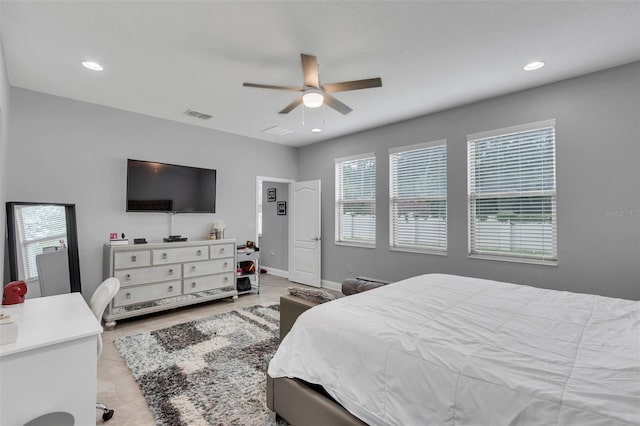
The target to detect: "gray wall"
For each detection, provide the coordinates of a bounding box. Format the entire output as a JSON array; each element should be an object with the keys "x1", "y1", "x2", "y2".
[
  {"x1": 298, "y1": 62, "x2": 640, "y2": 300},
  {"x1": 6, "y1": 88, "x2": 298, "y2": 299},
  {"x1": 0, "y1": 31, "x2": 10, "y2": 284},
  {"x1": 259, "y1": 181, "x2": 289, "y2": 271}
]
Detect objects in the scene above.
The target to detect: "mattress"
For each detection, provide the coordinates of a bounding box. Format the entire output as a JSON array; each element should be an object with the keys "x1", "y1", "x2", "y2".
[{"x1": 268, "y1": 274, "x2": 640, "y2": 425}]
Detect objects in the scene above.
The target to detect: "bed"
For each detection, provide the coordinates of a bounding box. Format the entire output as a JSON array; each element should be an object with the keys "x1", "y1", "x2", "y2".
[{"x1": 268, "y1": 273, "x2": 640, "y2": 425}]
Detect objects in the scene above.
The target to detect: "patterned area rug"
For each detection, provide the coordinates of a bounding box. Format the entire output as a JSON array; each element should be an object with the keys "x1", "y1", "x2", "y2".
[{"x1": 114, "y1": 304, "x2": 284, "y2": 426}]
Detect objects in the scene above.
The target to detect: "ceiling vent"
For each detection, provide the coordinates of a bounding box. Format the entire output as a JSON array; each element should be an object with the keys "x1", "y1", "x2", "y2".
[
  {"x1": 185, "y1": 109, "x2": 213, "y2": 120},
  {"x1": 261, "y1": 125, "x2": 295, "y2": 136}
]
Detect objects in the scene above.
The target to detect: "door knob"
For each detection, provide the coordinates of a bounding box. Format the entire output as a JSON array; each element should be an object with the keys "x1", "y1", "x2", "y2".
[{"x1": 311, "y1": 237, "x2": 321, "y2": 241}]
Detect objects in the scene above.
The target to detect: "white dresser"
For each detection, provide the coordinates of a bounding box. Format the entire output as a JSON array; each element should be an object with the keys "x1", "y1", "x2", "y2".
[{"x1": 103, "y1": 239, "x2": 237, "y2": 327}]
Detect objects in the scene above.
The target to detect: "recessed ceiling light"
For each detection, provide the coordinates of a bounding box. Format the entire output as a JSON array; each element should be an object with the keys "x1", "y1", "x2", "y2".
[
  {"x1": 82, "y1": 61, "x2": 103, "y2": 71},
  {"x1": 311, "y1": 128, "x2": 323, "y2": 133},
  {"x1": 524, "y1": 61, "x2": 545, "y2": 71}
]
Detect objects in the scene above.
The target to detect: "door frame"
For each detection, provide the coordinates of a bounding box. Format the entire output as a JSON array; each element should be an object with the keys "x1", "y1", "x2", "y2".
[{"x1": 255, "y1": 176, "x2": 295, "y2": 273}]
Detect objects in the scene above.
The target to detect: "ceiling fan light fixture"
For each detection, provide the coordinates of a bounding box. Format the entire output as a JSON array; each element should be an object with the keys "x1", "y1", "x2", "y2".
[{"x1": 302, "y1": 88, "x2": 324, "y2": 108}]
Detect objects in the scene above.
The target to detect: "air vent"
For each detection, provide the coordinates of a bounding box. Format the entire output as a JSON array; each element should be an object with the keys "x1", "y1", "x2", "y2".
[
  {"x1": 261, "y1": 125, "x2": 295, "y2": 136},
  {"x1": 185, "y1": 109, "x2": 213, "y2": 120}
]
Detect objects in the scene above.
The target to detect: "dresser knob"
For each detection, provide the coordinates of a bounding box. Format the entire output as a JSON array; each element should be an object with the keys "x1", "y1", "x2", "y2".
[
  {"x1": 224, "y1": 262, "x2": 228, "y2": 267},
  {"x1": 197, "y1": 250, "x2": 202, "y2": 256},
  {"x1": 162, "y1": 253, "x2": 167, "y2": 259},
  {"x1": 224, "y1": 276, "x2": 228, "y2": 282},
  {"x1": 191, "y1": 266, "x2": 196, "y2": 271},
  {"x1": 131, "y1": 255, "x2": 137, "y2": 262},
  {"x1": 126, "y1": 274, "x2": 131, "y2": 280},
  {"x1": 192, "y1": 282, "x2": 196, "y2": 288},
  {"x1": 169, "y1": 268, "x2": 174, "y2": 275},
  {"x1": 169, "y1": 285, "x2": 174, "y2": 292},
  {"x1": 221, "y1": 248, "x2": 225, "y2": 252},
  {"x1": 126, "y1": 292, "x2": 131, "y2": 299}
]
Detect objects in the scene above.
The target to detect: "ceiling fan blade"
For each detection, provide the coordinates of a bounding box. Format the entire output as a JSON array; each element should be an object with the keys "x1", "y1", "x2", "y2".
[
  {"x1": 279, "y1": 95, "x2": 303, "y2": 114},
  {"x1": 301, "y1": 54, "x2": 319, "y2": 88},
  {"x1": 243, "y1": 82, "x2": 302, "y2": 92},
  {"x1": 322, "y1": 77, "x2": 382, "y2": 93},
  {"x1": 324, "y1": 94, "x2": 353, "y2": 115}
]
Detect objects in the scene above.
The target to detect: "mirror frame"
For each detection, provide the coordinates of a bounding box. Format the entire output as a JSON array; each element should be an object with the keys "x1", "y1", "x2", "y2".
[{"x1": 6, "y1": 202, "x2": 82, "y2": 293}]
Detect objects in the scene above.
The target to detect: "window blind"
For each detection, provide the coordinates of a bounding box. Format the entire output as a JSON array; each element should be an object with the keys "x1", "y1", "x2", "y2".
[
  {"x1": 390, "y1": 141, "x2": 447, "y2": 253},
  {"x1": 335, "y1": 153, "x2": 376, "y2": 246},
  {"x1": 14, "y1": 204, "x2": 68, "y2": 280},
  {"x1": 467, "y1": 119, "x2": 557, "y2": 264}
]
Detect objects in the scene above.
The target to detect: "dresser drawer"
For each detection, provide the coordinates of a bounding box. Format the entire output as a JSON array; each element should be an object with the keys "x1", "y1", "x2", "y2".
[
  {"x1": 152, "y1": 246, "x2": 209, "y2": 264},
  {"x1": 114, "y1": 250, "x2": 151, "y2": 269},
  {"x1": 115, "y1": 264, "x2": 182, "y2": 287},
  {"x1": 183, "y1": 258, "x2": 234, "y2": 278},
  {"x1": 210, "y1": 243, "x2": 234, "y2": 259},
  {"x1": 113, "y1": 281, "x2": 182, "y2": 307},
  {"x1": 183, "y1": 273, "x2": 234, "y2": 295}
]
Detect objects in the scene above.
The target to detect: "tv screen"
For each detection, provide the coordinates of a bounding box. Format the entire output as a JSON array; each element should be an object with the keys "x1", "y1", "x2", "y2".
[{"x1": 126, "y1": 159, "x2": 216, "y2": 213}]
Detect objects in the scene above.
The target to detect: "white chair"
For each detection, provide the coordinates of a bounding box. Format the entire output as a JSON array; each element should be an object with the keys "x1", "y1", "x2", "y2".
[
  {"x1": 89, "y1": 277, "x2": 120, "y2": 422},
  {"x1": 23, "y1": 411, "x2": 74, "y2": 426}
]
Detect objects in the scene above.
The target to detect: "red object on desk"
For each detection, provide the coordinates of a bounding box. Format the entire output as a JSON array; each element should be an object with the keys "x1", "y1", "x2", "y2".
[{"x1": 2, "y1": 281, "x2": 27, "y2": 305}]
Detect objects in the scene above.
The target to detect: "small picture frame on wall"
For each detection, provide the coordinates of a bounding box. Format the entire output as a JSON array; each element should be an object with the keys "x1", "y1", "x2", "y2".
[
  {"x1": 267, "y1": 188, "x2": 277, "y2": 202},
  {"x1": 277, "y1": 201, "x2": 287, "y2": 215}
]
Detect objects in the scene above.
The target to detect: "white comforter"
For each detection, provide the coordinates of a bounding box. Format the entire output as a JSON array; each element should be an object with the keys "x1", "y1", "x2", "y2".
[{"x1": 268, "y1": 274, "x2": 640, "y2": 425}]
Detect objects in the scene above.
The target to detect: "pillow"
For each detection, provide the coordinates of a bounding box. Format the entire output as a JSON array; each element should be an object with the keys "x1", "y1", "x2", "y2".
[
  {"x1": 288, "y1": 287, "x2": 337, "y2": 304},
  {"x1": 341, "y1": 278, "x2": 388, "y2": 296}
]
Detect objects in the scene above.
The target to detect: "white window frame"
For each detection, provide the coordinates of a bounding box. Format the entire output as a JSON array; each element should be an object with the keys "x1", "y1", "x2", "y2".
[
  {"x1": 389, "y1": 140, "x2": 447, "y2": 255},
  {"x1": 467, "y1": 119, "x2": 557, "y2": 265},
  {"x1": 335, "y1": 152, "x2": 376, "y2": 248}
]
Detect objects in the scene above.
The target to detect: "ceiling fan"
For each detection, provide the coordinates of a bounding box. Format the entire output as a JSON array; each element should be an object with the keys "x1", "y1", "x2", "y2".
[{"x1": 243, "y1": 53, "x2": 382, "y2": 115}]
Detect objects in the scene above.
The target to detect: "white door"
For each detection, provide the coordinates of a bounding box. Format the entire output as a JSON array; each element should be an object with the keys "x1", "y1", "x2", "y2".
[{"x1": 289, "y1": 180, "x2": 321, "y2": 287}]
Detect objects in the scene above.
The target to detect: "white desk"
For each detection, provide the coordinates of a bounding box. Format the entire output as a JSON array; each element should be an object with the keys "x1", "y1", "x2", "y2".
[{"x1": 0, "y1": 293, "x2": 102, "y2": 425}]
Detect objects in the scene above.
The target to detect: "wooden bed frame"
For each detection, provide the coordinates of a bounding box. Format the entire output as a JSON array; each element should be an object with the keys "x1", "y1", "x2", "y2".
[{"x1": 269, "y1": 294, "x2": 367, "y2": 425}]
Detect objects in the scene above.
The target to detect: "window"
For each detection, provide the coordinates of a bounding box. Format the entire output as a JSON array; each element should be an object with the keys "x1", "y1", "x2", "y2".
[
  {"x1": 390, "y1": 140, "x2": 447, "y2": 253},
  {"x1": 467, "y1": 119, "x2": 557, "y2": 264},
  {"x1": 13, "y1": 204, "x2": 68, "y2": 281},
  {"x1": 335, "y1": 153, "x2": 376, "y2": 246}
]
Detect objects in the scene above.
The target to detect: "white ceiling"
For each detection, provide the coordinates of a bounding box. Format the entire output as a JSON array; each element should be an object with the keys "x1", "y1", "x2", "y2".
[{"x1": 2, "y1": 1, "x2": 639, "y2": 147}]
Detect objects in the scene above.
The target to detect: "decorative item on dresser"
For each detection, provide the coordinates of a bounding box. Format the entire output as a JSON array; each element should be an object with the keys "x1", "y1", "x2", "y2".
[{"x1": 102, "y1": 239, "x2": 237, "y2": 328}]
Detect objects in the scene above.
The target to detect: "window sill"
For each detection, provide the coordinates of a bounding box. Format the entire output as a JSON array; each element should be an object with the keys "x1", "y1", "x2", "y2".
[
  {"x1": 335, "y1": 241, "x2": 376, "y2": 249},
  {"x1": 389, "y1": 247, "x2": 447, "y2": 256},
  {"x1": 468, "y1": 254, "x2": 558, "y2": 267}
]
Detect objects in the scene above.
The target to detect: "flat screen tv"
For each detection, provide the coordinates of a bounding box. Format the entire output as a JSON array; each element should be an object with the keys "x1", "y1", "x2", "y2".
[{"x1": 126, "y1": 159, "x2": 216, "y2": 213}]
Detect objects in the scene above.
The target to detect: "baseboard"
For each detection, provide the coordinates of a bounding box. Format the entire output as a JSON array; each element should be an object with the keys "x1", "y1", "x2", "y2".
[
  {"x1": 321, "y1": 280, "x2": 342, "y2": 292},
  {"x1": 263, "y1": 266, "x2": 289, "y2": 279}
]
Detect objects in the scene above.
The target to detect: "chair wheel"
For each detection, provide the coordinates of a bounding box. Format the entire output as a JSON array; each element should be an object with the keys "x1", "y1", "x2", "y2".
[{"x1": 102, "y1": 409, "x2": 114, "y2": 421}]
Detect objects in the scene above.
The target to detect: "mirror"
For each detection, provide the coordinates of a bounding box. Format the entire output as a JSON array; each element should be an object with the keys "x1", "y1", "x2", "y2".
[{"x1": 6, "y1": 202, "x2": 81, "y2": 296}]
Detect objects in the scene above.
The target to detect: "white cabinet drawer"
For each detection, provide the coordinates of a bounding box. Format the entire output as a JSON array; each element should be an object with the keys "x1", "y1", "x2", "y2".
[
  {"x1": 183, "y1": 258, "x2": 234, "y2": 278},
  {"x1": 210, "y1": 243, "x2": 234, "y2": 259},
  {"x1": 115, "y1": 264, "x2": 182, "y2": 287},
  {"x1": 152, "y1": 246, "x2": 209, "y2": 264},
  {"x1": 183, "y1": 273, "x2": 234, "y2": 295},
  {"x1": 113, "y1": 280, "x2": 182, "y2": 307},
  {"x1": 114, "y1": 250, "x2": 151, "y2": 269},
  {"x1": 237, "y1": 250, "x2": 259, "y2": 262}
]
